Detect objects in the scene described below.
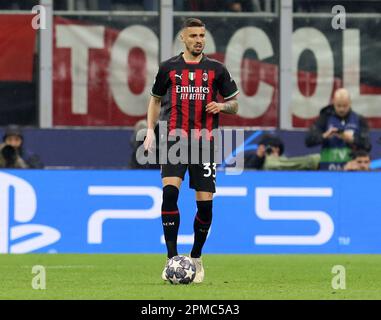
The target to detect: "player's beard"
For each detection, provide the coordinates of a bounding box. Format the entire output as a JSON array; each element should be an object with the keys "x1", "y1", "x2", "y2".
[
  {"x1": 191, "y1": 50, "x2": 202, "y2": 57},
  {"x1": 186, "y1": 44, "x2": 203, "y2": 57}
]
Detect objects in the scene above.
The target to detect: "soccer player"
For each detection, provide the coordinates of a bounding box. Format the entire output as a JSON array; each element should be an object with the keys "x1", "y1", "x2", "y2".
[{"x1": 143, "y1": 18, "x2": 239, "y2": 283}]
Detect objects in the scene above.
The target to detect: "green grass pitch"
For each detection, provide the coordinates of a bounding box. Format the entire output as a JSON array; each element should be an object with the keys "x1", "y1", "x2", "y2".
[{"x1": 0, "y1": 254, "x2": 380, "y2": 300}]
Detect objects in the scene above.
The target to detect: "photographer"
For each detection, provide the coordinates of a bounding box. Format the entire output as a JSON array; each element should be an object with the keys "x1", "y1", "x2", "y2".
[
  {"x1": 0, "y1": 125, "x2": 43, "y2": 169},
  {"x1": 245, "y1": 134, "x2": 320, "y2": 170},
  {"x1": 305, "y1": 88, "x2": 371, "y2": 170}
]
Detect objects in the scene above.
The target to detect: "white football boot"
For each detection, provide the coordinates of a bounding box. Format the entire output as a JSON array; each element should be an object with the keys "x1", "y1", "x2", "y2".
[
  {"x1": 190, "y1": 256, "x2": 204, "y2": 283},
  {"x1": 162, "y1": 258, "x2": 169, "y2": 281}
]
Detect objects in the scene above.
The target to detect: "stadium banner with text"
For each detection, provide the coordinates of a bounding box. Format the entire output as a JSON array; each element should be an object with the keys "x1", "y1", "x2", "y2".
[
  {"x1": 53, "y1": 14, "x2": 381, "y2": 128},
  {"x1": 1, "y1": 169, "x2": 380, "y2": 254},
  {"x1": 0, "y1": 14, "x2": 38, "y2": 126},
  {"x1": 292, "y1": 16, "x2": 381, "y2": 128}
]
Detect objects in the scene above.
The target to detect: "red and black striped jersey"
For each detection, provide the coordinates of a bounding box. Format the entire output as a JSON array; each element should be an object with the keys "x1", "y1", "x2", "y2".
[{"x1": 150, "y1": 53, "x2": 239, "y2": 136}]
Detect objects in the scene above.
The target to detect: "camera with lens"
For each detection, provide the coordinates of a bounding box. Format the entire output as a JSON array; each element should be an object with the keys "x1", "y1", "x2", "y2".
[
  {"x1": 265, "y1": 145, "x2": 274, "y2": 155},
  {"x1": 260, "y1": 135, "x2": 284, "y2": 157},
  {"x1": 1, "y1": 145, "x2": 17, "y2": 167}
]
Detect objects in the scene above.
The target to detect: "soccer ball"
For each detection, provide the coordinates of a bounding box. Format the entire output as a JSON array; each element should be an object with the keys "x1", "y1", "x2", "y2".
[{"x1": 165, "y1": 255, "x2": 196, "y2": 284}]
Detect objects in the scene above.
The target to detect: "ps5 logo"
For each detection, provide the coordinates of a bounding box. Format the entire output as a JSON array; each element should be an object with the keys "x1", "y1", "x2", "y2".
[
  {"x1": 0, "y1": 172, "x2": 60, "y2": 253},
  {"x1": 87, "y1": 186, "x2": 162, "y2": 244},
  {"x1": 255, "y1": 187, "x2": 334, "y2": 245}
]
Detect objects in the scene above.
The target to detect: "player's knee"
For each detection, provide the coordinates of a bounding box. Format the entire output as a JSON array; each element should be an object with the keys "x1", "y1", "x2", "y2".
[
  {"x1": 196, "y1": 200, "x2": 213, "y2": 224},
  {"x1": 162, "y1": 185, "x2": 179, "y2": 206}
]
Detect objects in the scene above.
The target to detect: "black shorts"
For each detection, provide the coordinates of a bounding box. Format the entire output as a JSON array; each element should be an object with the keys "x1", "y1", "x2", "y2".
[
  {"x1": 161, "y1": 162, "x2": 216, "y2": 193},
  {"x1": 159, "y1": 135, "x2": 217, "y2": 193}
]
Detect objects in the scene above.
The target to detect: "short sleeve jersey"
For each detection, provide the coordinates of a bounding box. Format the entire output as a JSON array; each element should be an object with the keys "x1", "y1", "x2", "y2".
[{"x1": 150, "y1": 53, "x2": 239, "y2": 135}]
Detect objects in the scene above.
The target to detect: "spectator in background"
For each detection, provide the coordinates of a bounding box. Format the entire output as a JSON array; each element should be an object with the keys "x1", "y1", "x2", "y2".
[
  {"x1": 0, "y1": 125, "x2": 43, "y2": 169},
  {"x1": 0, "y1": 0, "x2": 38, "y2": 10},
  {"x1": 225, "y1": 0, "x2": 254, "y2": 12},
  {"x1": 245, "y1": 133, "x2": 320, "y2": 170},
  {"x1": 180, "y1": 0, "x2": 222, "y2": 11},
  {"x1": 305, "y1": 88, "x2": 371, "y2": 170},
  {"x1": 143, "y1": 0, "x2": 158, "y2": 11},
  {"x1": 344, "y1": 150, "x2": 371, "y2": 171},
  {"x1": 176, "y1": 0, "x2": 257, "y2": 12}
]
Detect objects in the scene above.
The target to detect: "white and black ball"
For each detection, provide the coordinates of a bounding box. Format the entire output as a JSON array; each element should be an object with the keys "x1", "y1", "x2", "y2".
[{"x1": 165, "y1": 255, "x2": 196, "y2": 284}]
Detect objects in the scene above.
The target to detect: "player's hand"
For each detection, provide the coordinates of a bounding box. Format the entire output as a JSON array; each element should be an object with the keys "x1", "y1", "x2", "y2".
[
  {"x1": 205, "y1": 101, "x2": 223, "y2": 114},
  {"x1": 344, "y1": 160, "x2": 358, "y2": 171},
  {"x1": 339, "y1": 130, "x2": 354, "y2": 143},
  {"x1": 322, "y1": 127, "x2": 338, "y2": 139},
  {"x1": 143, "y1": 128, "x2": 156, "y2": 153}
]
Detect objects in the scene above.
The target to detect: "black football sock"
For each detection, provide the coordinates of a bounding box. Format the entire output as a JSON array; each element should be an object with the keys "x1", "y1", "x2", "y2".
[
  {"x1": 191, "y1": 200, "x2": 213, "y2": 258},
  {"x1": 161, "y1": 185, "x2": 180, "y2": 259}
]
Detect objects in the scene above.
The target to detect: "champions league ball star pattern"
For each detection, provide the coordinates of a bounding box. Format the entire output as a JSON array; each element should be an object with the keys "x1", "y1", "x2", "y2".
[{"x1": 165, "y1": 255, "x2": 196, "y2": 284}]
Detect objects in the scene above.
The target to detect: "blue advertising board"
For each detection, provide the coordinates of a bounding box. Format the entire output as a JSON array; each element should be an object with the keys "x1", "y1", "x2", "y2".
[{"x1": 0, "y1": 169, "x2": 380, "y2": 254}]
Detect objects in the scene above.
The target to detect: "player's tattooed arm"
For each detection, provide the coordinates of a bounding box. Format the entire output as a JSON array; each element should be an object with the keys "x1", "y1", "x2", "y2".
[
  {"x1": 221, "y1": 99, "x2": 238, "y2": 114},
  {"x1": 205, "y1": 99, "x2": 238, "y2": 115}
]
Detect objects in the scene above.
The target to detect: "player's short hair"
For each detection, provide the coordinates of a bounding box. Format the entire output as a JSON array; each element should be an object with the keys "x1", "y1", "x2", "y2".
[{"x1": 182, "y1": 18, "x2": 205, "y2": 29}]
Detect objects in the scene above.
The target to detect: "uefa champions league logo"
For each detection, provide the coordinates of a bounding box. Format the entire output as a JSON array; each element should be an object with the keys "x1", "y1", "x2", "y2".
[{"x1": 0, "y1": 172, "x2": 60, "y2": 253}]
